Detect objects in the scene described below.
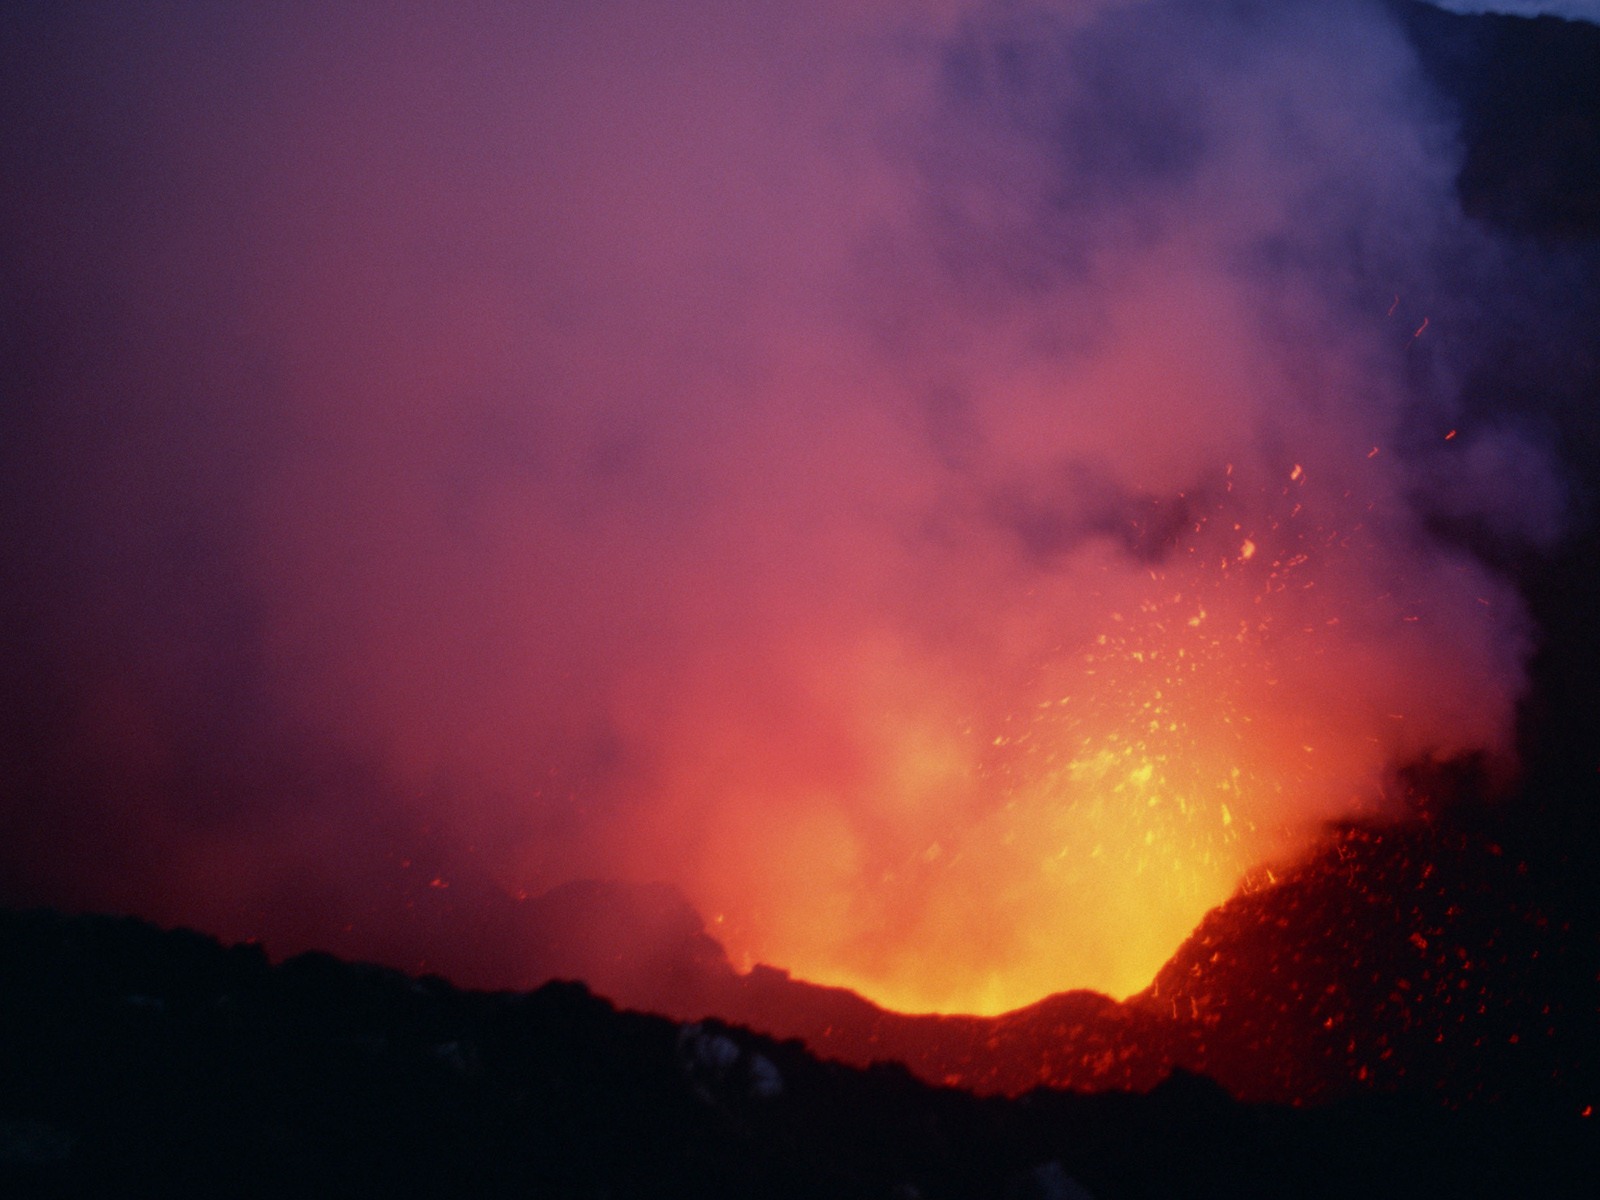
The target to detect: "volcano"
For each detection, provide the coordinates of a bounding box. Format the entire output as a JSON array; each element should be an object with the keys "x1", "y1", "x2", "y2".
[{"x1": 4, "y1": 4, "x2": 1600, "y2": 1190}]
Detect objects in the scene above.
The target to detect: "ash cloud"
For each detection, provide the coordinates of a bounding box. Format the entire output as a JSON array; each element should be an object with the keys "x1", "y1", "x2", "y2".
[{"x1": 0, "y1": 1, "x2": 1588, "y2": 1010}]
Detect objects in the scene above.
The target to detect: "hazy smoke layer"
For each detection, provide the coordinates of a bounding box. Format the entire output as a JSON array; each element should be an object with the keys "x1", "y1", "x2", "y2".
[{"x1": 0, "y1": 0, "x2": 1575, "y2": 1011}]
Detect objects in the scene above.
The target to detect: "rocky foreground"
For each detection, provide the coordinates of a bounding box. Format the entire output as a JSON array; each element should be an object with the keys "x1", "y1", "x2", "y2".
[{"x1": 2, "y1": 905, "x2": 1594, "y2": 1199}]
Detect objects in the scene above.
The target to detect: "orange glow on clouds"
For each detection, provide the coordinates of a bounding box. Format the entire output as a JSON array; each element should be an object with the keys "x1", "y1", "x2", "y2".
[{"x1": 4, "y1": 0, "x2": 1561, "y2": 1021}]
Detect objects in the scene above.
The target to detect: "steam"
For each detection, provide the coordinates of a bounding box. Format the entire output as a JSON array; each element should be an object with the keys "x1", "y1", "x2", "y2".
[{"x1": 0, "y1": 0, "x2": 1576, "y2": 1011}]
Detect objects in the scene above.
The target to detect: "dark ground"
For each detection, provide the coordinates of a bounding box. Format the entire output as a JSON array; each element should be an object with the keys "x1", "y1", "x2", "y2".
[{"x1": 1, "y1": 905, "x2": 1594, "y2": 1199}]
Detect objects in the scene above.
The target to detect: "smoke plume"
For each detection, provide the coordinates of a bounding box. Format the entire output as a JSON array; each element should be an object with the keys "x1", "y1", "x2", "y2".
[{"x1": 0, "y1": 0, "x2": 1580, "y2": 1012}]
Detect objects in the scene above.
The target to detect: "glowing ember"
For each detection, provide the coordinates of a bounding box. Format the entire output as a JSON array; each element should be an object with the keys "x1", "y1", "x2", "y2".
[{"x1": 683, "y1": 455, "x2": 1519, "y2": 1016}]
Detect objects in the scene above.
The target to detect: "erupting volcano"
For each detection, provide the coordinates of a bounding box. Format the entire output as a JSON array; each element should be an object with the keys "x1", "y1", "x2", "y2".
[
  {"x1": 3, "y1": 0, "x2": 1598, "y2": 1138},
  {"x1": 658, "y1": 408, "x2": 1533, "y2": 1017}
]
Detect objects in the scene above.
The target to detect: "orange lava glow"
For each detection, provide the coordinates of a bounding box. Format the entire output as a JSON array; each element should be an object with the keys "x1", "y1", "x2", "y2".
[{"x1": 661, "y1": 454, "x2": 1505, "y2": 1018}]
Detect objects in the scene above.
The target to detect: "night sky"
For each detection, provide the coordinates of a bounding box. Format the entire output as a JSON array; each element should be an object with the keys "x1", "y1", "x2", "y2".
[{"x1": 3, "y1": 0, "x2": 1596, "y2": 1016}]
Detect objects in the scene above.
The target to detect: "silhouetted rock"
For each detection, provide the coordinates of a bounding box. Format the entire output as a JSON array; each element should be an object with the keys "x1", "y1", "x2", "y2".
[
  {"x1": 3, "y1": 905, "x2": 1596, "y2": 1198},
  {"x1": 1395, "y1": 0, "x2": 1600, "y2": 239}
]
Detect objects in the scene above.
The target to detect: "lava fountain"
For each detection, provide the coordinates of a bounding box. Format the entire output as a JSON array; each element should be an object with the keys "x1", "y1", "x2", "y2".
[{"x1": 666, "y1": 433, "x2": 1529, "y2": 1016}]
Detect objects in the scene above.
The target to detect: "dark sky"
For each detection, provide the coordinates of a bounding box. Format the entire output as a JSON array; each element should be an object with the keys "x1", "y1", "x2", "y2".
[{"x1": 2, "y1": 0, "x2": 1591, "y2": 1014}]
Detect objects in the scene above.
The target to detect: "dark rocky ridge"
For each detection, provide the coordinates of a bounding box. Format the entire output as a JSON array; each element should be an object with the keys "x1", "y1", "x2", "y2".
[
  {"x1": 1395, "y1": 0, "x2": 1600, "y2": 239},
  {"x1": 2, "y1": 905, "x2": 1594, "y2": 1199},
  {"x1": 386, "y1": 809, "x2": 1594, "y2": 1110}
]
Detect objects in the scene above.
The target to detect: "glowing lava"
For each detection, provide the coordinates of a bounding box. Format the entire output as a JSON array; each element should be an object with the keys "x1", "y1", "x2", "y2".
[{"x1": 679, "y1": 453, "x2": 1520, "y2": 1018}]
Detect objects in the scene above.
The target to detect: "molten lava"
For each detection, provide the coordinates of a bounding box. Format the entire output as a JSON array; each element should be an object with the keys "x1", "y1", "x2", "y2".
[{"x1": 674, "y1": 453, "x2": 1516, "y2": 1018}]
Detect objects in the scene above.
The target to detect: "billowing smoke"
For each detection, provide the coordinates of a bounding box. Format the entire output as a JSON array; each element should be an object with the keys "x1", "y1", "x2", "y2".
[{"x1": 0, "y1": 0, "x2": 1579, "y2": 1012}]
